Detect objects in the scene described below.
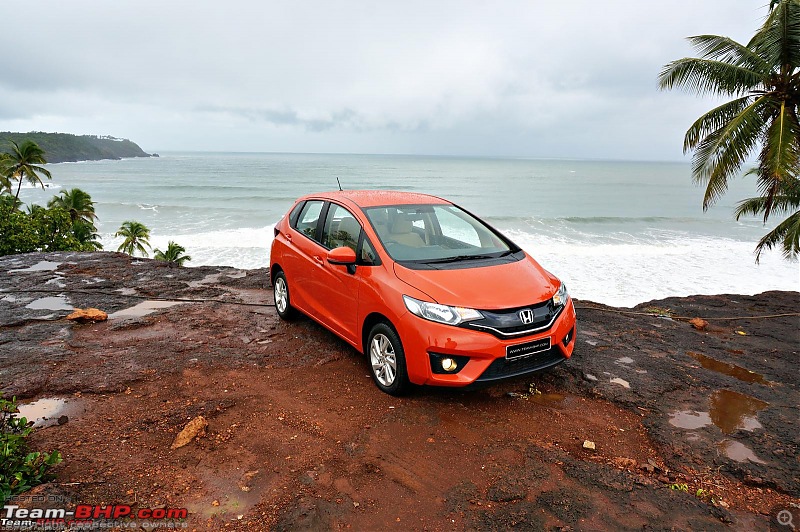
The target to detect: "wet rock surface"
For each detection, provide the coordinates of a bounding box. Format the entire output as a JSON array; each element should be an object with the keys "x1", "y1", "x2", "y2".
[{"x1": 1, "y1": 251, "x2": 797, "y2": 530}]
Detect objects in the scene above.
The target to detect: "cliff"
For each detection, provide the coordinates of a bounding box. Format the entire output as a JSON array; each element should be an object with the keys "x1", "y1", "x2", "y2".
[
  {"x1": 0, "y1": 131, "x2": 152, "y2": 163},
  {"x1": 1, "y1": 251, "x2": 797, "y2": 529}
]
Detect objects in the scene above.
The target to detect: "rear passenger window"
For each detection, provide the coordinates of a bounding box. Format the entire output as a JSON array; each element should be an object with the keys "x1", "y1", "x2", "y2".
[{"x1": 293, "y1": 200, "x2": 325, "y2": 241}]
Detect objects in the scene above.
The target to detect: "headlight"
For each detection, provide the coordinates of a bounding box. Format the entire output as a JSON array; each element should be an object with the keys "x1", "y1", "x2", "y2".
[
  {"x1": 403, "y1": 295, "x2": 482, "y2": 326},
  {"x1": 552, "y1": 283, "x2": 569, "y2": 307}
]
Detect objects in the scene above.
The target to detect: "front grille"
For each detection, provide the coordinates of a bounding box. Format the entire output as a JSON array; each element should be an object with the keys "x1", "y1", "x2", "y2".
[
  {"x1": 462, "y1": 299, "x2": 562, "y2": 339},
  {"x1": 475, "y1": 348, "x2": 565, "y2": 382}
]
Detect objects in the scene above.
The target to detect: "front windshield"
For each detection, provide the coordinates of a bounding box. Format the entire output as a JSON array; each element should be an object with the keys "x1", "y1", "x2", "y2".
[{"x1": 364, "y1": 204, "x2": 515, "y2": 263}]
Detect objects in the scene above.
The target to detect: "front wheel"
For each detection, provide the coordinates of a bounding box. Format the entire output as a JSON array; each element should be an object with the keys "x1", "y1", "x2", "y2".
[
  {"x1": 273, "y1": 271, "x2": 296, "y2": 320},
  {"x1": 367, "y1": 322, "x2": 409, "y2": 396}
]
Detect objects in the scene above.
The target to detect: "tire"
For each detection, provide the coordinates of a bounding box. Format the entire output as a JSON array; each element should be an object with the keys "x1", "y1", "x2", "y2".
[
  {"x1": 273, "y1": 271, "x2": 296, "y2": 320},
  {"x1": 367, "y1": 322, "x2": 409, "y2": 396}
]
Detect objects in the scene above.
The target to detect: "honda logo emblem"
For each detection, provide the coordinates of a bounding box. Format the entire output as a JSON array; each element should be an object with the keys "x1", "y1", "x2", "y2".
[{"x1": 519, "y1": 309, "x2": 534, "y2": 324}]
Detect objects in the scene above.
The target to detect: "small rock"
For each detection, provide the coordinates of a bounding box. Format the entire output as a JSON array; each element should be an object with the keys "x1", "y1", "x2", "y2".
[
  {"x1": 57, "y1": 415, "x2": 69, "y2": 425},
  {"x1": 66, "y1": 308, "x2": 108, "y2": 323},
  {"x1": 610, "y1": 377, "x2": 630, "y2": 389},
  {"x1": 583, "y1": 373, "x2": 598, "y2": 382},
  {"x1": 657, "y1": 475, "x2": 670, "y2": 483},
  {"x1": 171, "y1": 416, "x2": 208, "y2": 449},
  {"x1": 582, "y1": 440, "x2": 596, "y2": 450},
  {"x1": 688, "y1": 318, "x2": 708, "y2": 331},
  {"x1": 640, "y1": 463, "x2": 655, "y2": 473},
  {"x1": 211, "y1": 500, "x2": 220, "y2": 507}
]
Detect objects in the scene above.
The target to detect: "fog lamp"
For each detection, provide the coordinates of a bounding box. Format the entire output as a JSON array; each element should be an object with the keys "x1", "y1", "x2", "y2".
[{"x1": 441, "y1": 358, "x2": 458, "y2": 372}]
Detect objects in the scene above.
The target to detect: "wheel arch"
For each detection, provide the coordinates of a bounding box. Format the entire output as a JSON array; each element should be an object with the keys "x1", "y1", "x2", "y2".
[
  {"x1": 270, "y1": 263, "x2": 283, "y2": 286},
  {"x1": 361, "y1": 312, "x2": 395, "y2": 354}
]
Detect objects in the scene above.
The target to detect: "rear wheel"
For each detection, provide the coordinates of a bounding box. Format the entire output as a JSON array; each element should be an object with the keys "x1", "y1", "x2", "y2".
[
  {"x1": 273, "y1": 271, "x2": 295, "y2": 320},
  {"x1": 367, "y1": 322, "x2": 409, "y2": 396}
]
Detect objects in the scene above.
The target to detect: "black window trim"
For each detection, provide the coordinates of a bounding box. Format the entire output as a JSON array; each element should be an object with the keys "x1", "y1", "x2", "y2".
[
  {"x1": 318, "y1": 201, "x2": 382, "y2": 266},
  {"x1": 291, "y1": 199, "x2": 329, "y2": 246}
]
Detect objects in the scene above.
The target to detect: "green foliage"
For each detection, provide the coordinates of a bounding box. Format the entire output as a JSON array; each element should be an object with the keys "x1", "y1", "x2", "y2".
[
  {"x1": 0, "y1": 132, "x2": 150, "y2": 164},
  {"x1": 669, "y1": 483, "x2": 689, "y2": 492},
  {"x1": 154, "y1": 240, "x2": 192, "y2": 267},
  {"x1": 115, "y1": 220, "x2": 152, "y2": 257},
  {"x1": 0, "y1": 204, "x2": 81, "y2": 255},
  {"x1": 659, "y1": 0, "x2": 800, "y2": 262},
  {"x1": 0, "y1": 396, "x2": 63, "y2": 502}
]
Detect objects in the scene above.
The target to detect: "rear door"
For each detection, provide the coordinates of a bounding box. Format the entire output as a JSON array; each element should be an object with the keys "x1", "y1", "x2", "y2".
[{"x1": 284, "y1": 199, "x2": 328, "y2": 313}]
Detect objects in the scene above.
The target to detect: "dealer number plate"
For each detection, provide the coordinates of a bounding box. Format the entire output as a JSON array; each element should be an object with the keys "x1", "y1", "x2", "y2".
[{"x1": 506, "y1": 337, "x2": 552, "y2": 360}]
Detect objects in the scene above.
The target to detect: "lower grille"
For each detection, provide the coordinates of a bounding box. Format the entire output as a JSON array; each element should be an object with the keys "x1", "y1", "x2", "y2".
[{"x1": 475, "y1": 348, "x2": 565, "y2": 382}]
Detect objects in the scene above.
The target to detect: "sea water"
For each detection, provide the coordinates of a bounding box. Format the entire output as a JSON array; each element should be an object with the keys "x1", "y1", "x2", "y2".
[{"x1": 17, "y1": 152, "x2": 799, "y2": 306}]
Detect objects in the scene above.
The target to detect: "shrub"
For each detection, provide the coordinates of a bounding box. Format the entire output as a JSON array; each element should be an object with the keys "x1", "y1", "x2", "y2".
[
  {"x1": 0, "y1": 204, "x2": 99, "y2": 256},
  {"x1": 0, "y1": 396, "x2": 63, "y2": 502}
]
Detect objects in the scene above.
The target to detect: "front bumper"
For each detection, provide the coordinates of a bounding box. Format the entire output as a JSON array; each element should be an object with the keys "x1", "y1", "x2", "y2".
[{"x1": 398, "y1": 299, "x2": 577, "y2": 386}]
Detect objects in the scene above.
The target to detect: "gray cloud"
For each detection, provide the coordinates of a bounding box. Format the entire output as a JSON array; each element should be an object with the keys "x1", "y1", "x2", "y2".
[{"x1": 0, "y1": 0, "x2": 767, "y2": 159}]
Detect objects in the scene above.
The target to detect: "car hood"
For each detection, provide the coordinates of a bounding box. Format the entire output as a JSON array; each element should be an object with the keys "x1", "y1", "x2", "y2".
[{"x1": 393, "y1": 257, "x2": 558, "y2": 309}]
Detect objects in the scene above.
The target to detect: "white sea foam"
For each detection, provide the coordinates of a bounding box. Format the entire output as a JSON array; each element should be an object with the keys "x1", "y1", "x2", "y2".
[
  {"x1": 18, "y1": 182, "x2": 61, "y2": 190},
  {"x1": 104, "y1": 224, "x2": 276, "y2": 270},
  {"x1": 506, "y1": 229, "x2": 799, "y2": 307}
]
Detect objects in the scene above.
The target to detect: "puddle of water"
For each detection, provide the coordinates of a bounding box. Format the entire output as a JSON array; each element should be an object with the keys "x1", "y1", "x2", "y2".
[
  {"x1": 687, "y1": 351, "x2": 770, "y2": 385},
  {"x1": 709, "y1": 389, "x2": 768, "y2": 435},
  {"x1": 45, "y1": 276, "x2": 66, "y2": 288},
  {"x1": 17, "y1": 397, "x2": 80, "y2": 428},
  {"x1": 116, "y1": 288, "x2": 138, "y2": 296},
  {"x1": 610, "y1": 377, "x2": 630, "y2": 389},
  {"x1": 226, "y1": 271, "x2": 247, "y2": 279},
  {"x1": 188, "y1": 273, "x2": 222, "y2": 288},
  {"x1": 108, "y1": 300, "x2": 183, "y2": 319},
  {"x1": 719, "y1": 440, "x2": 766, "y2": 464},
  {"x1": 25, "y1": 295, "x2": 72, "y2": 311},
  {"x1": 669, "y1": 411, "x2": 712, "y2": 430},
  {"x1": 669, "y1": 389, "x2": 768, "y2": 434},
  {"x1": 10, "y1": 260, "x2": 62, "y2": 273},
  {"x1": 530, "y1": 393, "x2": 566, "y2": 406}
]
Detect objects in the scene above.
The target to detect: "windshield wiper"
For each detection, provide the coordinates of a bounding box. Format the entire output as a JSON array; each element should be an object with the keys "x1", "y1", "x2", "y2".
[{"x1": 422, "y1": 253, "x2": 499, "y2": 264}]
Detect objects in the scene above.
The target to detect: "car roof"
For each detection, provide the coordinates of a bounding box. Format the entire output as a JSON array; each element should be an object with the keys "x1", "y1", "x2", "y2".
[{"x1": 301, "y1": 190, "x2": 452, "y2": 208}]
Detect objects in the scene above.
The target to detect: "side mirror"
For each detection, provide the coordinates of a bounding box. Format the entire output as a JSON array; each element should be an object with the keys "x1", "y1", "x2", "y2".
[{"x1": 327, "y1": 246, "x2": 357, "y2": 265}]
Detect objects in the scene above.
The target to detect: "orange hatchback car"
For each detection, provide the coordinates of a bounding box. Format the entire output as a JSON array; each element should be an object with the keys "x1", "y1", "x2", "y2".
[{"x1": 270, "y1": 191, "x2": 576, "y2": 395}]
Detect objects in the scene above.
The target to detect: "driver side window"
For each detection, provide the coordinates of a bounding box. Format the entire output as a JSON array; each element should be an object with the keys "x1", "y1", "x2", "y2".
[{"x1": 322, "y1": 204, "x2": 362, "y2": 251}]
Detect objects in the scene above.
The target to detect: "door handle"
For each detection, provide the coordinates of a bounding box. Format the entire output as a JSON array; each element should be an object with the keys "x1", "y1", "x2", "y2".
[
  {"x1": 313, "y1": 255, "x2": 324, "y2": 264},
  {"x1": 285, "y1": 234, "x2": 292, "y2": 242}
]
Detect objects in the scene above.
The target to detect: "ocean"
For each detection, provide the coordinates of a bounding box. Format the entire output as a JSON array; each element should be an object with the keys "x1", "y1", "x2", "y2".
[{"x1": 18, "y1": 152, "x2": 799, "y2": 307}]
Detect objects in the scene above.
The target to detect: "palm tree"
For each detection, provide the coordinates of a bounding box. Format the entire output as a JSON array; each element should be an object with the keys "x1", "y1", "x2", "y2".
[
  {"x1": 658, "y1": 0, "x2": 799, "y2": 260},
  {"x1": 115, "y1": 220, "x2": 151, "y2": 257},
  {"x1": 47, "y1": 188, "x2": 97, "y2": 225},
  {"x1": 1, "y1": 141, "x2": 52, "y2": 205},
  {"x1": 0, "y1": 153, "x2": 11, "y2": 193},
  {"x1": 72, "y1": 220, "x2": 103, "y2": 251},
  {"x1": 153, "y1": 241, "x2": 192, "y2": 267}
]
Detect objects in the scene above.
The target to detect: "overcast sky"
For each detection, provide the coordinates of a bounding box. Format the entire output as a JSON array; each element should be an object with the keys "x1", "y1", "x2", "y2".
[{"x1": 0, "y1": 0, "x2": 770, "y2": 160}]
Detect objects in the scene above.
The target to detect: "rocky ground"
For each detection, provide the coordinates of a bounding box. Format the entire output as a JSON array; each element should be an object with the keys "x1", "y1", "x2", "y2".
[{"x1": 1, "y1": 251, "x2": 798, "y2": 530}]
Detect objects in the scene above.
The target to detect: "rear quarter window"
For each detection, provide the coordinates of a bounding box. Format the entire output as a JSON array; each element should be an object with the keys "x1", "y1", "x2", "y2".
[{"x1": 292, "y1": 200, "x2": 325, "y2": 241}]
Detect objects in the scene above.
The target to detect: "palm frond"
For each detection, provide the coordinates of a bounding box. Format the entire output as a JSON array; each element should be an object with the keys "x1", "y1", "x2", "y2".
[
  {"x1": 754, "y1": 208, "x2": 800, "y2": 262},
  {"x1": 690, "y1": 96, "x2": 768, "y2": 208},
  {"x1": 750, "y1": 0, "x2": 800, "y2": 70},
  {"x1": 687, "y1": 35, "x2": 771, "y2": 72},
  {"x1": 683, "y1": 96, "x2": 753, "y2": 150},
  {"x1": 658, "y1": 57, "x2": 763, "y2": 96}
]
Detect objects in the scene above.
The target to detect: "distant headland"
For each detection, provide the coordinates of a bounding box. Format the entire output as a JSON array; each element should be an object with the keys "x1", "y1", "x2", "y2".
[{"x1": 0, "y1": 131, "x2": 154, "y2": 163}]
